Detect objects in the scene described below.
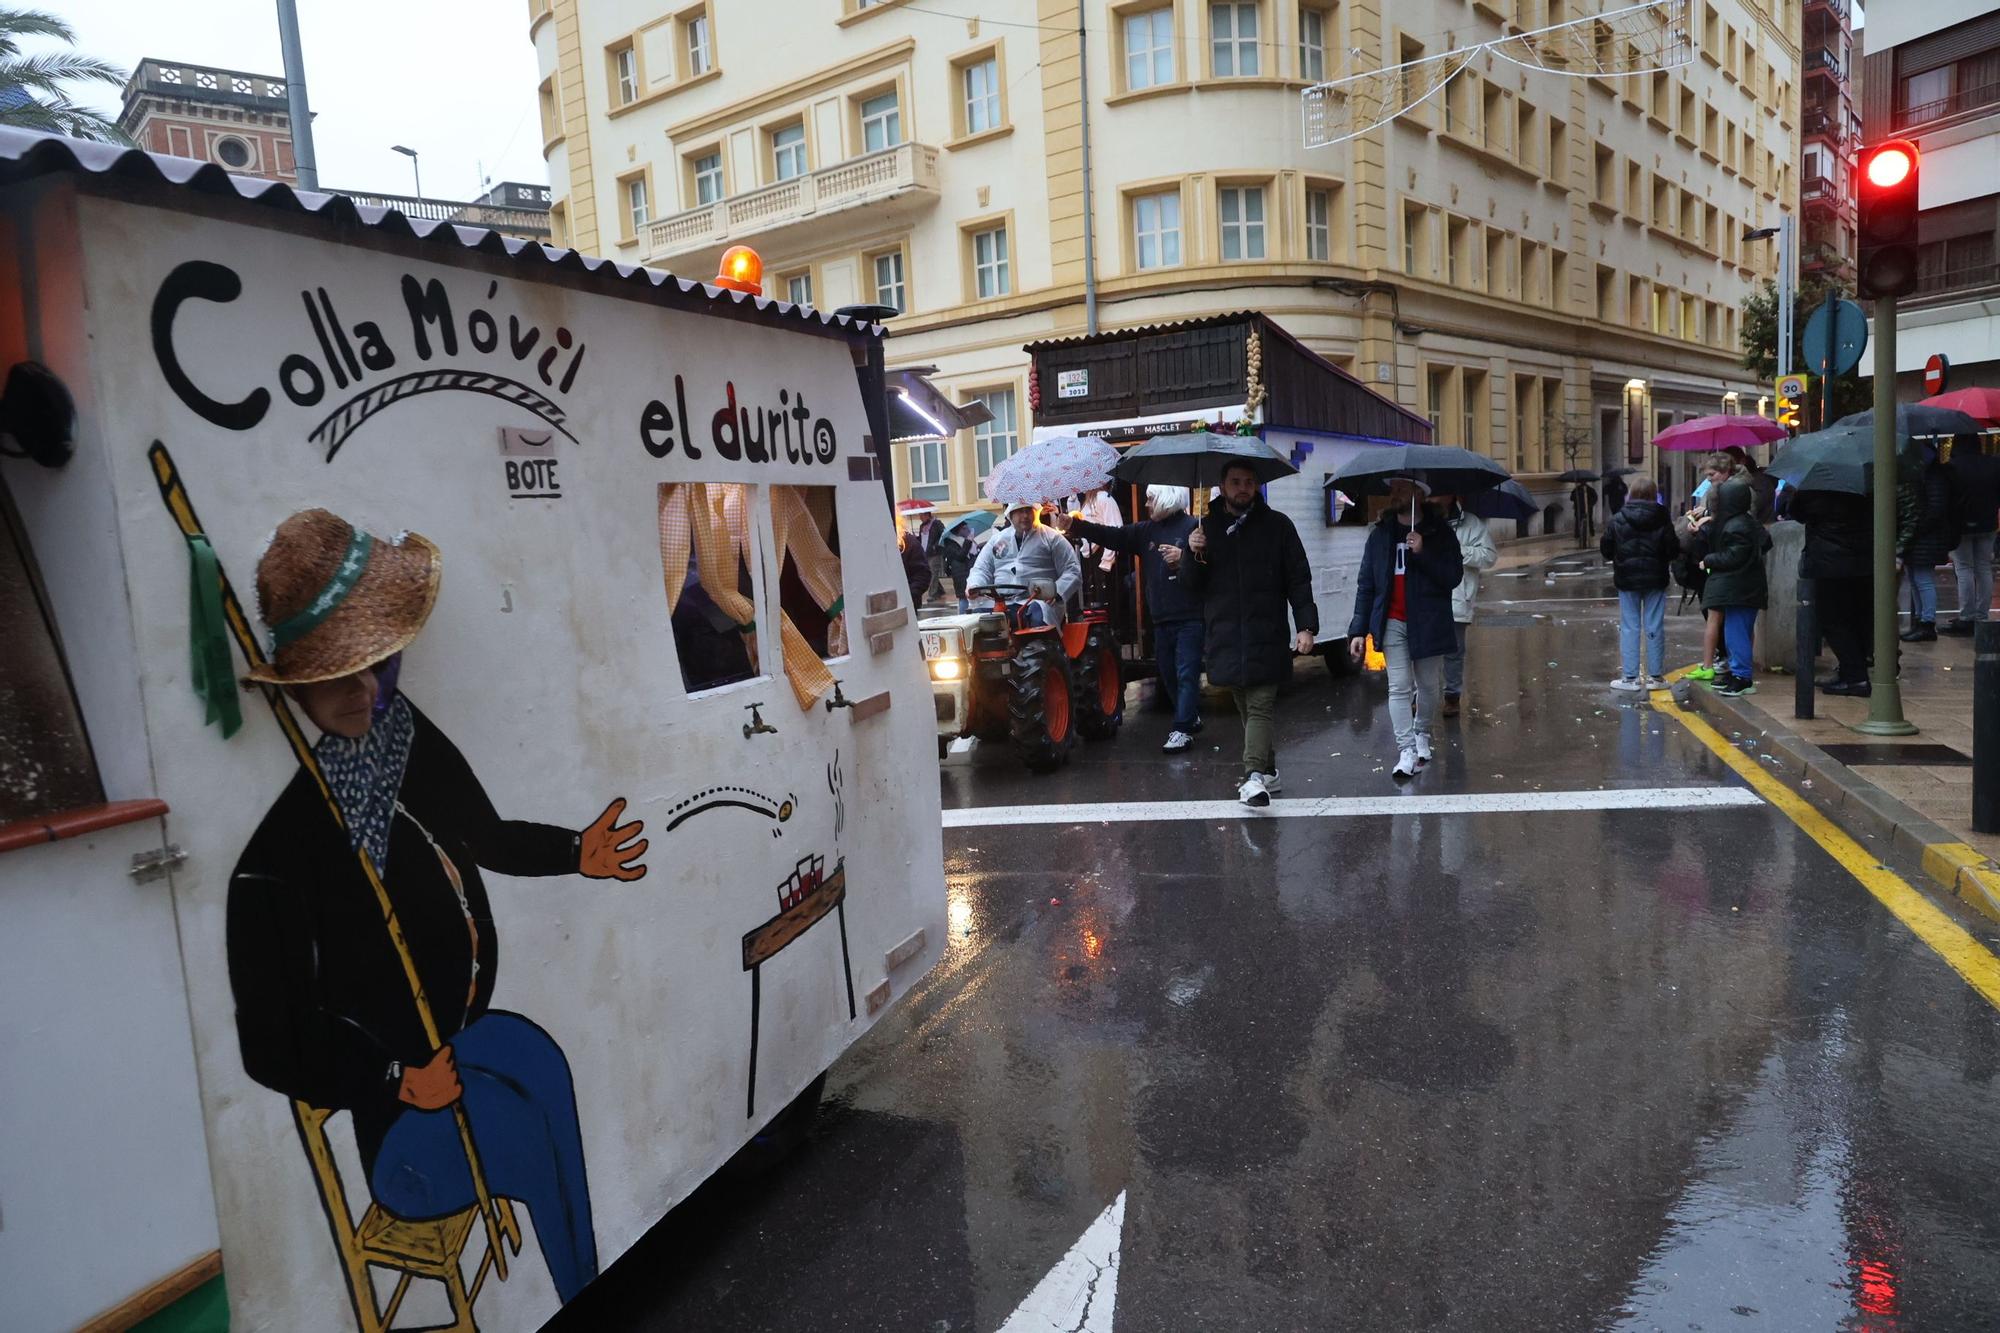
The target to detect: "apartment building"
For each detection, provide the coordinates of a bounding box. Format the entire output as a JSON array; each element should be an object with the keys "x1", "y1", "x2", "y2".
[
  {"x1": 1800, "y1": 0, "x2": 1858, "y2": 287},
  {"x1": 532, "y1": 0, "x2": 1790, "y2": 512},
  {"x1": 1860, "y1": 2, "x2": 2000, "y2": 397}
]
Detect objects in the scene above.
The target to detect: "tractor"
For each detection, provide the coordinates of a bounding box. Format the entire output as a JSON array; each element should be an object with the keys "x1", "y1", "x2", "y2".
[{"x1": 922, "y1": 582, "x2": 1122, "y2": 771}]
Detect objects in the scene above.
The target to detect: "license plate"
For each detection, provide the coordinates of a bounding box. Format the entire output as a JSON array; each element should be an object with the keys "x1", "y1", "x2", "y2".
[{"x1": 921, "y1": 633, "x2": 946, "y2": 660}]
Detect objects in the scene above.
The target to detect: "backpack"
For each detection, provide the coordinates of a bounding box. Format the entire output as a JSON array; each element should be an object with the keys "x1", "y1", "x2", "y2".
[{"x1": 1671, "y1": 519, "x2": 1710, "y2": 594}]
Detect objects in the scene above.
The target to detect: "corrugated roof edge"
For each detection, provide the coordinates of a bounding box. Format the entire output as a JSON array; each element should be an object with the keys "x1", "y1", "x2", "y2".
[{"x1": 0, "y1": 127, "x2": 879, "y2": 341}]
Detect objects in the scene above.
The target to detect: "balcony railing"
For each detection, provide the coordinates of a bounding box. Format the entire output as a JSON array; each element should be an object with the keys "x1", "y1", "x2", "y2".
[
  {"x1": 647, "y1": 142, "x2": 940, "y2": 262},
  {"x1": 1898, "y1": 80, "x2": 2000, "y2": 133},
  {"x1": 1804, "y1": 0, "x2": 1850, "y2": 18},
  {"x1": 1799, "y1": 173, "x2": 1844, "y2": 203},
  {"x1": 1917, "y1": 261, "x2": 2000, "y2": 298},
  {"x1": 1803, "y1": 49, "x2": 1844, "y2": 77},
  {"x1": 328, "y1": 188, "x2": 551, "y2": 238}
]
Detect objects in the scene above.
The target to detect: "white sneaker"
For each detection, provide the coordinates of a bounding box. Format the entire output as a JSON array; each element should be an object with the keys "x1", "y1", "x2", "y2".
[
  {"x1": 1413, "y1": 735, "x2": 1433, "y2": 767},
  {"x1": 1609, "y1": 676, "x2": 1646, "y2": 692},
  {"x1": 1237, "y1": 772, "x2": 1272, "y2": 807},
  {"x1": 1162, "y1": 730, "x2": 1193, "y2": 752},
  {"x1": 1262, "y1": 770, "x2": 1282, "y2": 794},
  {"x1": 1393, "y1": 747, "x2": 1419, "y2": 781},
  {"x1": 1642, "y1": 675, "x2": 1670, "y2": 691}
]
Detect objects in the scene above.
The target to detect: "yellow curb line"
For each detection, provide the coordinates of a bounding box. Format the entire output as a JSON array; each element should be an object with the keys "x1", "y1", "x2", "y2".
[
  {"x1": 1649, "y1": 679, "x2": 2000, "y2": 1013},
  {"x1": 1924, "y1": 843, "x2": 2000, "y2": 924}
]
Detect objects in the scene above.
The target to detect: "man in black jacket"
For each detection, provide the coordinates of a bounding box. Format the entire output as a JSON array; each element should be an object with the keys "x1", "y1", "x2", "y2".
[
  {"x1": 1059, "y1": 485, "x2": 1204, "y2": 751},
  {"x1": 1599, "y1": 476, "x2": 1680, "y2": 689},
  {"x1": 1183, "y1": 461, "x2": 1319, "y2": 805},
  {"x1": 1946, "y1": 442, "x2": 1999, "y2": 635},
  {"x1": 1792, "y1": 488, "x2": 1874, "y2": 693}
]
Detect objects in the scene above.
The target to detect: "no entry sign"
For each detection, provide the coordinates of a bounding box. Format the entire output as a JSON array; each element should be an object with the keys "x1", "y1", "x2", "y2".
[{"x1": 1926, "y1": 353, "x2": 1951, "y2": 395}]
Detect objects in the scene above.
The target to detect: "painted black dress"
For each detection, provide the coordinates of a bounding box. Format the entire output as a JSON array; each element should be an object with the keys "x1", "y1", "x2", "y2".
[{"x1": 227, "y1": 698, "x2": 579, "y2": 1175}]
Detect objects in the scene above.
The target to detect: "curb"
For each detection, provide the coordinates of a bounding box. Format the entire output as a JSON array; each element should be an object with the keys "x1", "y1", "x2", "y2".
[{"x1": 1680, "y1": 682, "x2": 2000, "y2": 928}]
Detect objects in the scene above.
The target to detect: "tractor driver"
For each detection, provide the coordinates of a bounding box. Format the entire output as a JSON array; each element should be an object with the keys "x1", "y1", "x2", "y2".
[{"x1": 966, "y1": 500, "x2": 1082, "y2": 629}]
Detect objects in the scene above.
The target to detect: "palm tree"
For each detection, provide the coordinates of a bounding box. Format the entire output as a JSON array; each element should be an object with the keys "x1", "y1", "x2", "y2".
[{"x1": 0, "y1": 8, "x2": 131, "y2": 144}]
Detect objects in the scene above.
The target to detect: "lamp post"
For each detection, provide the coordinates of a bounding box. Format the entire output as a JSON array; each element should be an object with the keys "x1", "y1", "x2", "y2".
[
  {"x1": 391, "y1": 144, "x2": 422, "y2": 202},
  {"x1": 1744, "y1": 218, "x2": 1795, "y2": 380}
]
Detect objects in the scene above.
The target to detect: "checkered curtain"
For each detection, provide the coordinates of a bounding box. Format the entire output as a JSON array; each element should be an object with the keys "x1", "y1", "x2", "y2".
[
  {"x1": 771, "y1": 485, "x2": 846, "y2": 710},
  {"x1": 659, "y1": 483, "x2": 847, "y2": 710},
  {"x1": 659, "y1": 482, "x2": 761, "y2": 672}
]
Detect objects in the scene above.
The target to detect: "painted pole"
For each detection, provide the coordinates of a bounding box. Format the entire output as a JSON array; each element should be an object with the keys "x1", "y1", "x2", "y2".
[
  {"x1": 1078, "y1": 0, "x2": 1099, "y2": 336},
  {"x1": 1977, "y1": 622, "x2": 2000, "y2": 834},
  {"x1": 1795, "y1": 577, "x2": 1815, "y2": 720},
  {"x1": 1858, "y1": 294, "x2": 1917, "y2": 735},
  {"x1": 274, "y1": 0, "x2": 318, "y2": 191},
  {"x1": 1777, "y1": 215, "x2": 1795, "y2": 383}
]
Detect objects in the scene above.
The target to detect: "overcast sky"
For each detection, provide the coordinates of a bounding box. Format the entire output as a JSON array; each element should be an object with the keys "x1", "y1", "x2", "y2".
[{"x1": 47, "y1": 0, "x2": 547, "y2": 200}]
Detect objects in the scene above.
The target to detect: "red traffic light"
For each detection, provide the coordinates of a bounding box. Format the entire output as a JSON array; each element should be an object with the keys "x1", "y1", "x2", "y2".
[
  {"x1": 1858, "y1": 140, "x2": 1922, "y2": 300},
  {"x1": 1865, "y1": 144, "x2": 1914, "y2": 188}
]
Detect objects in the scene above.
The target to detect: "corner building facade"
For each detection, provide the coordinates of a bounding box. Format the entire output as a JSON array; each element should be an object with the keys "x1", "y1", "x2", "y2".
[{"x1": 535, "y1": 0, "x2": 1794, "y2": 516}]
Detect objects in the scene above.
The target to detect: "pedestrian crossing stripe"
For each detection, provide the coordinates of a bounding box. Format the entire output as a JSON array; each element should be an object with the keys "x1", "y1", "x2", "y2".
[{"x1": 943, "y1": 786, "x2": 1763, "y2": 828}]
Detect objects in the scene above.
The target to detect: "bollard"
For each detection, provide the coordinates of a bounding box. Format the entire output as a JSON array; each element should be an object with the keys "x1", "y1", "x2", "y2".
[
  {"x1": 1977, "y1": 622, "x2": 2000, "y2": 835},
  {"x1": 1795, "y1": 577, "x2": 1816, "y2": 721}
]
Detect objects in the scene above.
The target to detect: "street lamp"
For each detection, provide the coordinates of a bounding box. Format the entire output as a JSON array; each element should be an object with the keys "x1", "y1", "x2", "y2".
[
  {"x1": 1743, "y1": 220, "x2": 1795, "y2": 379},
  {"x1": 391, "y1": 144, "x2": 422, "y2": 201}
]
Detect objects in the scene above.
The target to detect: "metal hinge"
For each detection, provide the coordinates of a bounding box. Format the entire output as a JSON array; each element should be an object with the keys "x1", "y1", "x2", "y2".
[{"x1": 129, "y1": 845, "x2": 188, "y2": 883}]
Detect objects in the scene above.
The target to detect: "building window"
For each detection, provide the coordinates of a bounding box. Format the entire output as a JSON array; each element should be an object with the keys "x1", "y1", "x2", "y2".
[
  {"x1": 974, "y1": 388, "x2": 1019, "y2": 480},
  {"x1": 1124, "y1": 9, "x2": 1175, "y2": 90},
  {"x1": 1300, "y1": 6, "x2": 1328, "y2": 83},
  {"x1": 215, "y1": 135, "x2": 253, "y2": 169},
  {"x1": 1463, "y1": 370, "x2": 1488, "y2": 455},
  {"x1": 786, "y1": 272, "x2": 812, "y2": 305},
  {"x1": 1133, "y1": 189, "x2": 1182, "y2": 269},
  {"x1": 693, "y1": 151, "x2": 723, "y2": 205},
  {"x1": 538, "y1": 76, "x2": 561, "y2": 144},
  {"x1": 1219, "y1": 185, "x2": 1266, "y2": 260},
  {"x1": 613, "y1": 43, "x2": 638, "y2": 104},
  {"x1": 1305, "y1": 187, "x2": 1331, "y2": 260},
  {"x1": 1403, "y1": 201, "x2": 1426, "y2": 275},
  {"x1": 963, "y1": 56, "x2": 1001, "y2": 133},
  {"x1": 860, "y1": 89, "x2": 902, "y2": 152},
  {"x1": 873, "y1": 249, "x2": 907, "y2": 311},
  {"x1": 907, "y1": 436, "x2": 950, "y2": 503},
  {"x1": 1211, "y1": 3, "x2": 1261, "y2": 77},
  {"x1": 772, "y1": 122, "x2": 808, "y2": 181},
  {"x1": 686, "y1": 12, "x2": 712, "y2": 76},
  {"x1": 624, "y1": 175, "x2": 649, "y2": 237},
  {"x1": 973, "y1": 225, "x2": 1011, "y2": 298}
]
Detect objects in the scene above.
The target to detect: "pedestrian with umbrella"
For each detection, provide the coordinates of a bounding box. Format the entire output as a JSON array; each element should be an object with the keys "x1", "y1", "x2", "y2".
[
  {"x1": 1945, "y1": 437, "x2": 1999, "y2": 636},
  {"x1": 1770, "y1": 422, "x2": 1879, "y2": 695},
  {"x1": 1435, "y1": 492, "x2": 1497, "y2": 718},
  {"x1": 1603, "y1": 466, "x2": 1639, "y2": 516},
  {"x1": 1345, "y1": 475, "x2": 1462, "y2": 780},
  {"x1": 1896, "y1": 443, "x2": 1963, "y2": 643},
  {"x1": 1180, "y1": 457, "x2": 1318, "y2": 807},
  {"x1": 1557, "y1": 468, "x2": 1600, "y2": 545}
]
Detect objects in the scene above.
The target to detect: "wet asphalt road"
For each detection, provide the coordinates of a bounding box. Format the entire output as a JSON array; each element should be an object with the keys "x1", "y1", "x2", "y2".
[{"x1": 555, "y1": 552, "x2": 2000, "y2": 1332}]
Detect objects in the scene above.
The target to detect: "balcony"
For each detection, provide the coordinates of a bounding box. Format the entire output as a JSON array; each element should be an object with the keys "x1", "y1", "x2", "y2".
[
  {"x1": 646, "y1": 142, "x2": 940, "y2": 268},
  {"x1": 331, "y1": 189, "x2": 552, "y2": 241},
  {"x1": 1898, "y1": 80, "x2": 2000, "y2": 134},
  {"x1": 1804, "y1": 0, "x2": 1850, "y2": 17},
  {"x1": 1916, "y1": 261, "x2": 2000, "y2": 301},
  {"x1": 1803, "y1": 49, "x2": 1845, "y2": 79}
]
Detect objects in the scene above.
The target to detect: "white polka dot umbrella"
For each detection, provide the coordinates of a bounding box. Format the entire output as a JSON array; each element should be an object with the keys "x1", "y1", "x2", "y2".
[{"x1": 982, "y1": 435, "x2": 1123, "y2": 505}]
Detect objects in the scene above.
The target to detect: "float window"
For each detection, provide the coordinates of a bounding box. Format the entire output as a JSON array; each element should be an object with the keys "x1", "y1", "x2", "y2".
[
  {"x1": 1, "y1": 484, "x2": 105, "y2": 821},
  {"x1": 657, "y1": 482, "x2": 764, "y2": 695}
]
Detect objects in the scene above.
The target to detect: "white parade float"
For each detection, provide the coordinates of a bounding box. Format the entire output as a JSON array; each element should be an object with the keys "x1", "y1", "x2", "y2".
[{"x1": 0, "y1": 128, "x2": 944, "y2": 1333}]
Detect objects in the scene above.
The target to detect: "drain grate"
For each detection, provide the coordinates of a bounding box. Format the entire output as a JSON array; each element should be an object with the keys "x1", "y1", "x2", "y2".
[{"x1": 1818, "y1": 743, "x2": 1972, "y2": 767}]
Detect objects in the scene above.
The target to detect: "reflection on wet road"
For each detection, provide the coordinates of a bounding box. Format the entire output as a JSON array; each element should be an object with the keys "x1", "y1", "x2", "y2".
[{"x1": 556, "y1": 565, "x2": 2000, "y2": 1332}]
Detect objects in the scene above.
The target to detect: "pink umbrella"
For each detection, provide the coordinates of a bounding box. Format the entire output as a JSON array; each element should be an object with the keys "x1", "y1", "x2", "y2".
[
  {"x1": 1919, "y1": 387, "x2": 2000, "y2": 427},
  {"x1": 1653, "y1": 414, "x2": 1790, "y2": 452}
]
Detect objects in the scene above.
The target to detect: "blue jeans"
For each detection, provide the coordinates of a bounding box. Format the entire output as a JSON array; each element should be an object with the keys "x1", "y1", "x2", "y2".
[
  {"x1": 1908, "y1": 564, "x2": 1938, "y2": 623},
  {"x1": 1009, "y1": 600, "x2": 1052, "y2": 629},
  {"x1": 1618, "y1": 589, "x2": 1667, "y2": 680},
  {"x1": 1722, "y1": 606, "x2": 1758, "y2": 681},
  {"x1": 370, "y1": 1012, "x2": 598, "y2": 1304},
  {"x1": 1154, "y1": 619, "x2": 1204, "y2": 731}
]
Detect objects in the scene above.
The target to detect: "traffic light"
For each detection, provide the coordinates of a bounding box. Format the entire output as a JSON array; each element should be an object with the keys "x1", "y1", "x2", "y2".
[
  {"x1": 1858, "y1": 140, "x2": 1921, "y2": 299},
  {"x1": 1777, "y1": 393, "x2": 1801, "y2": 431}
]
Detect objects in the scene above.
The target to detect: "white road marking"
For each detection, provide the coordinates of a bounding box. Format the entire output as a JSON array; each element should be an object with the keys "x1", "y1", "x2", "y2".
[
  {"x1": 996, "y1": 1191, "x2": 1124, "y2": 1333},
  {"x1": 944, "y1": 786, "x2": 1762, "y2": 829}
]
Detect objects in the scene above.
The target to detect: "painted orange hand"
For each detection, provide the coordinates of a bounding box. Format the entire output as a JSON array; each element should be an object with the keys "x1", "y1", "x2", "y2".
[{"x1": 580, "y1": 797, "x2": 648, "y2": 881}]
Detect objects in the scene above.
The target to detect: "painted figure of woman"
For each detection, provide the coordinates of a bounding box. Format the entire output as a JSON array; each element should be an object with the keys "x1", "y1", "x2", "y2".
[{"x1": 227, "y1": 508, "x2": 646, "y2": 1304}]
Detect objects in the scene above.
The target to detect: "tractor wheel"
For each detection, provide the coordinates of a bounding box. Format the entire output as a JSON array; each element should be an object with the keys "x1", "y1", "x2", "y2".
[
  {"x1": 1074, "y1": 630, "x2": 1124, "y2": 741},
  {"x1": 1008, "y1": 635, "x2": 1075, "y2": 773}
]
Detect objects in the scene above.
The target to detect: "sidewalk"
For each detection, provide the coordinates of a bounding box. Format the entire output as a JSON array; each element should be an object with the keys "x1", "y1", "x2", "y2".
[
  {"x1": 1492, "y1": 532, "x2": 1591, "y2": 572},
  {"x1": 1684, "y1": 626, "x2": 2000, "y2": 921}
]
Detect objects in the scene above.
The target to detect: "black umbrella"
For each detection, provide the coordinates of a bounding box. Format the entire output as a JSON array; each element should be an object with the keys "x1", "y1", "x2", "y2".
[
  {"x1": 1555, "y1": 468, "x2": 1600, "y2": 484},
  {"x1": 1325, "y1": 443, "x2": 1510, "y2": 497},
  {"x1": 1459, "y1": 478, "x2": 1537, "y2": 522},
  {"x1": 1108, "y1": 431, "x2": 1296, "y2": 487},
  {"x1": 1604, "y1": 465, "x2": 1641, "y2": 478},
  {"x1": 1834, "y1": 403, "x2": 1982, "y2": 438},
  {"x1": 1767, "y1": 423, "x2": 1880, "y2": 496}
]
